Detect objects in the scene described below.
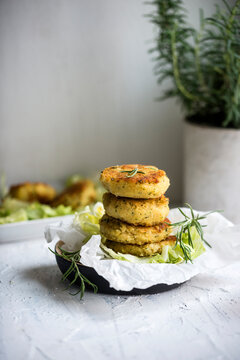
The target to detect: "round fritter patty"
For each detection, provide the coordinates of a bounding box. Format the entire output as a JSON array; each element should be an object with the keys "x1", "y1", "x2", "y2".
[
  {"x1": 100, "y1": 164, "x2": 170, "y2": 199},
  {"x1": 51, "y1": 180, "x2": 96, "y2": 209},
  {"x1": 100, "y1": 214, "x2": 171, "y2": 245},
  {"x1": 103, "y1": 192, "x2": 169, "y2": 226},
  {"x1": 105, "y1": 236, "x2": 176, "y2": 257},
  {"x1": 9, "y1": 182, "x2": 56, "y2": 203}
]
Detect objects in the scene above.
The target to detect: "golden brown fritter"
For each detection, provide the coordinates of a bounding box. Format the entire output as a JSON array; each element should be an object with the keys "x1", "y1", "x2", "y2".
[
  {"x1": 105, "y1": 236, "x2": 176, "y2": 257},
  {"x1": 103, "y1": 192, "x2": 169, "y2": 226},
  {"x1": 100, "y1": 164, "x2": 170, "y2": 198},
  {"x1": 51, "y1": 180, "x2": 96, "y2": 209},
  {"x1": 9, "y1": 182, "x2": 56, "y2": 203},
  {"x1": 100, "y1": 214, "x2": 171, "y2": 245}
]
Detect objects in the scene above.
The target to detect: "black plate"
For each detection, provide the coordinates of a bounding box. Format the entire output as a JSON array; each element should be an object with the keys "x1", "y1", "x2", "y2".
[{"x1": 55, "y1": 242, "x2": 182, "y2": 295}]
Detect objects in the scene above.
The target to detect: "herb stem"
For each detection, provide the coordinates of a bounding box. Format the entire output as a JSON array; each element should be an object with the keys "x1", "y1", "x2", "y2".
[
  {"x1": 49, "y1": 247, "x2": 98, "y2": 298},
  {"x1": 120, "y1": 167, "x2": 145, "y2": 177},
  {"x1": 171, "y1": 24, "x2": 198, "y2": 101}
]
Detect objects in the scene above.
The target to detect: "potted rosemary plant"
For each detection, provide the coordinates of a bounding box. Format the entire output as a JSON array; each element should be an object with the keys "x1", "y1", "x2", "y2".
[{"x1": 148, "y1": 0, "x2": 240, "y2": 223}]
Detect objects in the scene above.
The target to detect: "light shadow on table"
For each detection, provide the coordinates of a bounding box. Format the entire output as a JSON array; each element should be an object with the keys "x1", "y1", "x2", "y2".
[
  {"x1": 21, "y1": 264, "x2": 96, "y2": 307},
  {"x1": 21, "y1": 264, "x2": 115, "y2": 319},
  {"x1": 22, "y1": 264, "x2": 65, "y2": 292},
  {"x1": 22, "y1": 263, "x2": 110, "y2": 299}
]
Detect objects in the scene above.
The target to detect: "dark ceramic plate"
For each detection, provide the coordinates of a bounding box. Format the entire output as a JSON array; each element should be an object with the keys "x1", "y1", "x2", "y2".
[{"x1": 55, "y1": 241, "x2": 183, "y2": 295}]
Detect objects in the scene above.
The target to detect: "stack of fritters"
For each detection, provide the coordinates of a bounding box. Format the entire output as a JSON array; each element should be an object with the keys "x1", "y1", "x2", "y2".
[{"x1": 99, "y1": 164, "x2": 176, "y2": 257}]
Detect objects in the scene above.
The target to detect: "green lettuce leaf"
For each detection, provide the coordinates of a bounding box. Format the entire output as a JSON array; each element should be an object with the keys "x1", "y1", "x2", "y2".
[
  {"x1": 26, "y1": 203, "x2": 73, "y2": 220},
  {"x1": 1, "y1": 198, "x2": 29, "y2": 212},
  {"x1": 73, "y1": 202, "x2": 105, "y2": 235},
  {"x1": 0, "y1": 197, "x2": 73, "y2": 224},
  {"x1": 0, "y1": 208, "x2": 28, "y2": 224}
]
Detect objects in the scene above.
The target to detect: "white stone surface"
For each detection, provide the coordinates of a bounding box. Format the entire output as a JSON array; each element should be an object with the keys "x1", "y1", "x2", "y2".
[
  {"x1": 1, "y1": 237, "x2": 240, "y2": 360},
  {"x1": 184, "y1": 121, "x2": 240, "y2": 224}
]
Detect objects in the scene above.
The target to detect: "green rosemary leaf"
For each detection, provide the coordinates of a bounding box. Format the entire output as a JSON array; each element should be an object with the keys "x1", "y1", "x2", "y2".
[
  {"x1": 62, "y1": 262, "x2": 75, "y2": 282},
  {"x1": 69, "y1": 269, "x2": 80, "y2": 288},
  {"x1": 186, "y1": 203, "x2": 195, "y2": 219},
  {"x1": 120, "y1": 168, "x2": 145, "y2": 177},
  {"x1": 178, "y1": 207, "x2": 190, "y2": 219},
  {"x1": 58, "y1": 247, "x2": 80, "y2": 256},
  {"x1": 167, "y1": 220, "x2": 186, "y2": 226},
  {"x1": 81, "y1": 273, "x2": 98, "y2": 294},
  {"x1": 127, "y1": 168, "x2": 137, "y2": 177},
  {"x1": 187, "y1": 225, "x2": 193, "y2": 248},
  {"x1": 196, "y1": 215, "x2": 208, "y2": 220},
  {"x1": 202, "y1": 238, "x2": 212, "y2": 248},
  {"x1": 127, "y1": 169, "x2": 142, "y2": 177},
  {"x1": 48, "y1": 247, "x2": 58, "y2": 256}
]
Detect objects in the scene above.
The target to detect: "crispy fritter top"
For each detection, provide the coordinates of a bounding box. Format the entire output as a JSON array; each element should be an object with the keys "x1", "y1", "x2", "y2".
[{"x1": 100, "y1": 164, "x2": 166, "y2": 184}]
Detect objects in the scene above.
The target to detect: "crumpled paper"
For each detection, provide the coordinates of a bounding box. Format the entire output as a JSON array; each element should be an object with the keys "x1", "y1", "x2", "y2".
[{"x1": 45, "y1": 208, "x2": 240, "y2": 291}]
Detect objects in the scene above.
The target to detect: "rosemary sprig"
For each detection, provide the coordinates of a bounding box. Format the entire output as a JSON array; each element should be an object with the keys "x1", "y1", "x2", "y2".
[
  {"x1": 49, "y1": 247, "x2": 98, "y2": 299},
  {"x1": 148, "y1": 0, "x2": 240, "y2": 128},
  {"x1": 120, "y1": 167, "x2": 145, "y2": 177},
  {"x1": 169, "y1": 203, "x2": 221, "y2": 262}
]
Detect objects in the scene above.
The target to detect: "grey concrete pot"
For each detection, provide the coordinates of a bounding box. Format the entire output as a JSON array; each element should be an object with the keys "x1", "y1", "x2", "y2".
[{"x1": 183, "y1": 121, "x2": 240, "y2": 224}]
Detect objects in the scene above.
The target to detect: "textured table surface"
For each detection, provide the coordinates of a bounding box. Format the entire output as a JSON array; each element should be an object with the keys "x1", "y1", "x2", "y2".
[{"x1": 0, "y1": 238, "x2": 240, "y2": 360}]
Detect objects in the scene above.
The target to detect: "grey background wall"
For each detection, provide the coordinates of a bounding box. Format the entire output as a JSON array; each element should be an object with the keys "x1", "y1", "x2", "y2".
[{"x1": 0, "y1": 0, "x2": 221, "y2": 202}]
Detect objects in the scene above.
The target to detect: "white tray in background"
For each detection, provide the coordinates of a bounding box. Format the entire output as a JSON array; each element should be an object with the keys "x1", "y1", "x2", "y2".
[{"x1": 0, "y1": 215, "x2": 74, "y2": 243}]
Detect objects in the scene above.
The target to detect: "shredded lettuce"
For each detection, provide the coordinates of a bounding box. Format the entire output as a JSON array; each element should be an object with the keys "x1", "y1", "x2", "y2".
[
  {"x1": 0, "y1": 208, "x2": 28, "y2": 224},
  {"x1": 25, "y1": 203, "x2": 73, "y2": 220},
  {"x1": 1, "y1": 197, "x2": 29, "y2": 212},
  {"x1": 0, "y1": 197, "x2": 73, "y2": 225},
  {"x1": 73, "y1": 202, "x2": 105, "y2": 235}
]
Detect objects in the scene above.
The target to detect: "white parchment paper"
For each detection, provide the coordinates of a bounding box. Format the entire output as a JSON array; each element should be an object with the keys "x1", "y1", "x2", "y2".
[{"x1": 45, "y1": 208, "x2": 240, "y2": 291}]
